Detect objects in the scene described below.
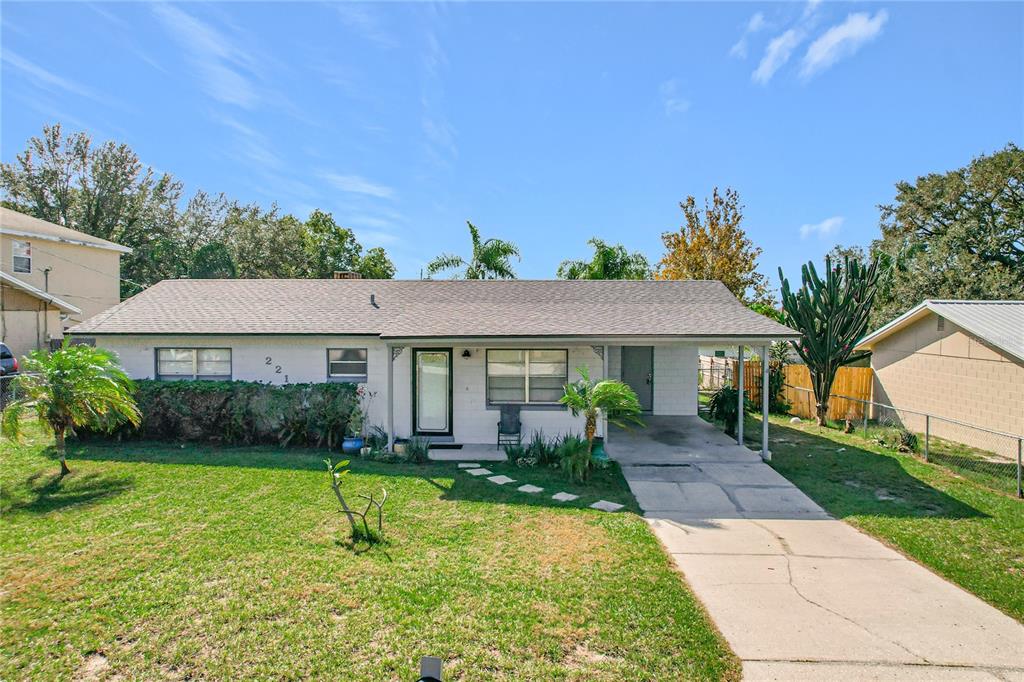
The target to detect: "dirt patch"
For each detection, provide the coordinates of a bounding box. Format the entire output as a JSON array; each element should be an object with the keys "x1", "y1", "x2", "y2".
[{"x1": 77, "y1": 653, "x2": 110, "y2": 681}]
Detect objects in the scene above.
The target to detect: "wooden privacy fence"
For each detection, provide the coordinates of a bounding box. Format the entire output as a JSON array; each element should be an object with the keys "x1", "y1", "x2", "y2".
[
  {"x1": 727, "y1": 360, "x2": 874, "y2": 420},
  {"x1": 782, "y1": 365, "x2": 873, "y2": 420}
]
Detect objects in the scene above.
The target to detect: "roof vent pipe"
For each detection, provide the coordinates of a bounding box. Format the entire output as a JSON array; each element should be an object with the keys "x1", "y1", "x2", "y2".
[{"x1": 370, "y1": 293, "x2": 379, "y2": 308}]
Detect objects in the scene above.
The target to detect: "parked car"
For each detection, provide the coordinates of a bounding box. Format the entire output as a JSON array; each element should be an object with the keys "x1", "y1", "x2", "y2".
[{"x1": 0, "y1": 342, "x2": 19, "y2": 408}]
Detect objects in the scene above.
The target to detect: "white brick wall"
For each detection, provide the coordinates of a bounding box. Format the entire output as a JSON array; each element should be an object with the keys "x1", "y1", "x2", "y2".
[{"x1": 653, "y1": 344, "x2": 698, "y2": 415}]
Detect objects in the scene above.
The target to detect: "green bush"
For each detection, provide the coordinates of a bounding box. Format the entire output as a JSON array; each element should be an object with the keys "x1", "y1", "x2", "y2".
[
  {"x1": 76, "y1": 380, "x2": 359, "y2": 448},
  {"x1": 706, "y1": 386, "x2": 755, "y2": 437},
  {"x1": 557, "y1": 433, "x2": 591, "y2": 482},
  {"x1": 404, "y1": 436, "x2": 431, "y2": 464},
  {"x1": 526, "y1": 429, "x2": 560, "y2": 467}
]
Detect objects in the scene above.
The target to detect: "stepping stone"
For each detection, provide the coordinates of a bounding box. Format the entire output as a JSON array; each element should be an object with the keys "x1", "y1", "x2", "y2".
[
  {"x1": 590, "y1": 500, "x2": 624, "y2": 512},
  {"x1": 551, "y1": 492, "x2": 579, "y2": 502},
  {"x1": 487, "y1": 475, "x2": 516, "y2": 485},
  {"x1": 466, "y1": 468, "x2": 492, "y2": 476},
  {"x1": 518, "y1": 484, "x2": 543, "y2": 494},
  {"x1": 457, "y1": 462, "x2": 481, "y2": 468}
]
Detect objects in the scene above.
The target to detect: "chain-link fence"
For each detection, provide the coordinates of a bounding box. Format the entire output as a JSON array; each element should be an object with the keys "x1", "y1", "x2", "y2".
[
  {"x1": 786, "y1": 384, "x2": 1023, "y2": 498},
  {"x1": 698, "y1": 356, "x2": 735, "y2": 394}
]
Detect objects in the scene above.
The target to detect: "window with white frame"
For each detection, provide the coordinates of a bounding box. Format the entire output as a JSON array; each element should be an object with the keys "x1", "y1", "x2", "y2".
[
  {"x1": 12, "y1": 240, "x2": 31, "y2": 274},
  {"x1": 328, "y1": 348, "x2": 368, "y2": 382},
  {"x1": 156, "y1": 348, "x2": 231, "y2": 380},
  {"x1": 486, "y1": 349, "x2": 568, "y2": 405}
]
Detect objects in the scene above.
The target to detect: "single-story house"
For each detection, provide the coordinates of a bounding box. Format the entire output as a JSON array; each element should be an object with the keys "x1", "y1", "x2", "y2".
[
  {"x1": 855, "y1": 300, "x2": 1024, "y2": 454},
  {"x1": 70, "y1": 279, "x2": 797, "y2": 451}
]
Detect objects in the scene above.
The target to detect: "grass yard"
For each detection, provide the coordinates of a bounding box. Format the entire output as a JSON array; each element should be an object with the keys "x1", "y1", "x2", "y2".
[
  {"x1": 1, "y1": 423, "x2": 738, "y2": 681},
  {"x1": 700, "y1": 399, "x2": 1023, "y2": 623}
]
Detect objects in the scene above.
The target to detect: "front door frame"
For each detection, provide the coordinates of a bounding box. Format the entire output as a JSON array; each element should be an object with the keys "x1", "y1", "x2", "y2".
[
  {"x1": 411, "y1": 347, "x2": 454, "y2": 436},
  {"x1": 621, "y1": 345, "x2": 655, "y2": 412}
]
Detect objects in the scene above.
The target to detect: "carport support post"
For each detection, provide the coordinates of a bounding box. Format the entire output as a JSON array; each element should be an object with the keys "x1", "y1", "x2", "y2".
[
  {"x1": 761, "y1": 345, "x2": 770, "y2": 461},
  {"x1": 386, "y1": 343, "x2": 395, "y2": 452},
  {"x1": 736, "y1": 346, "x2": 744, "y2": 446},
  {"x1": 602, "y1": 344, "x2": 609, "y2": 444}
]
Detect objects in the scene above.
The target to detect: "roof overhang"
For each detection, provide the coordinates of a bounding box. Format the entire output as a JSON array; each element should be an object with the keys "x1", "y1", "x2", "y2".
[
  {"x1": 854, "y1": 301, "x2": 934, "y2": 352},
  {"x1": 2, "y1": 227, "x2": 133, "y2": 254},
  {"x1": 1, "y1": 272, "x2": 82, "y2": 315}
]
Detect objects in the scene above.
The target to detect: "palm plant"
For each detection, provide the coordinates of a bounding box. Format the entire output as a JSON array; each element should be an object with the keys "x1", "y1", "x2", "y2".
[
  {"x1": 1, "y1": 342, "x2": 140, "y2": 476},
  {"x1": 557, "y1": 237, "x2": 651, "y2": 280},
  {"x1": 426, "y1": 221, "x2": 521, "y2": 279},
  {"x1": 559, "y1": 366, "x2": 644, "y2": 457}
]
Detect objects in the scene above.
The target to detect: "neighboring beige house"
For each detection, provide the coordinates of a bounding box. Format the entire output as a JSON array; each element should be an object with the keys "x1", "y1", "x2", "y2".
[
  {"x1": 0, "y1": 207, "x2": 130, "y2": 355},
  {"x1": 855, "y1": 300, "x2": 1024, "y2": 456}
]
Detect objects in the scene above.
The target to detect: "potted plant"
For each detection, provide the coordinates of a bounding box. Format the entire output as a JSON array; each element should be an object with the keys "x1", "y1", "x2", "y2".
[{"x1": 342, "y1": 409, "x2": 364, "y2": 453}]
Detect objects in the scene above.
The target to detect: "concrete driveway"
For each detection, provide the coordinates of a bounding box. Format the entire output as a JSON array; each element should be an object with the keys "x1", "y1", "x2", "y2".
[{"x1": 611, "y1": 416, "x2": 1024, "y2": 681}]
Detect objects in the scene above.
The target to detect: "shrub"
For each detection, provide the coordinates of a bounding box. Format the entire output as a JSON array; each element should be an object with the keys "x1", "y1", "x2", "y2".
[
  {"x1": 365, "y1": 425, "x2": 389, "y2": 453},
  {"x1": 707, "y1": 385, "x2": 758, "y2": 437},
  {"x1": 504, "y1": 442, "x2": 529, "y2": 464},
  {"x1": 876, "y1": 426, "x2": 919, "y2": 453},
  {"x1": 76, "y1": 380, "x2": 359, "y2": 448},
  {"x1": 526, "y1": 430, "x2": 559, "y2": 467},
  {"x1": 405, "y1": 436, "x2": 431, "y2": 464},
  {"x1": 557, "y1": 433, "x2": 591, "y2": 483}
]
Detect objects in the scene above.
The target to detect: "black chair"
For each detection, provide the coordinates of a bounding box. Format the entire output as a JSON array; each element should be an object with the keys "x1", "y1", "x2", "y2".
[{"x1": 497, "y1": 404, "x2": 522, "y2": 449}]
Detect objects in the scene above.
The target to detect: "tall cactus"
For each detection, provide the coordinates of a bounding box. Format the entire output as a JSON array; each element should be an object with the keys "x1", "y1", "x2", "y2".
[{"x1": 778, "y1": 255, "x2": 879, "y2": 426}]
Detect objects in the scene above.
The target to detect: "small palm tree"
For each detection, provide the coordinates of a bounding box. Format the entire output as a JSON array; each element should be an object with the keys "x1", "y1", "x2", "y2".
[
  {"x1": 560, "y1": 366, "x2": 644, "y2": 456},
  {"x1": 1, "y1": 342, "x2": 140, "y2": 476},
  {"x1": 426, "y1": 221, "x2": 521, "y2": 279}
]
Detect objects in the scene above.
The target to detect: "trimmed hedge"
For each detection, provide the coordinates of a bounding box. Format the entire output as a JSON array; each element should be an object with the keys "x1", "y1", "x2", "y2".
[{"x1": 77, "y1": 380, "x2": 360, "y2": 448}]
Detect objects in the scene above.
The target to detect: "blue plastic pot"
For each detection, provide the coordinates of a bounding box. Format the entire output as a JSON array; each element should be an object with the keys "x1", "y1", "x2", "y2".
[{"x1": 342, "y1": 437, "x2": 364, "y2": 454}]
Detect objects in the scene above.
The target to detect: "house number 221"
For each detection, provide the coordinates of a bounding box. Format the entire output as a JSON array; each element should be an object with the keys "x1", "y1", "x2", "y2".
[{"x1": 265, "y1": 356, "x2": 288, "y2": 383}]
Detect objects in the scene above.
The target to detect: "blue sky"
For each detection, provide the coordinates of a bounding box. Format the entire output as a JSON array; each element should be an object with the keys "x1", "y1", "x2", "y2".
[{"x1": 2, "y1": 2, "x2": 1021, "y2": 287}]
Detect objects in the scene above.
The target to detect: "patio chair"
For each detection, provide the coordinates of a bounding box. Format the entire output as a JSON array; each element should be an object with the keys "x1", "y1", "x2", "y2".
[{"x1": 496, "y1": 404, "x2": 522, "y2": 449}]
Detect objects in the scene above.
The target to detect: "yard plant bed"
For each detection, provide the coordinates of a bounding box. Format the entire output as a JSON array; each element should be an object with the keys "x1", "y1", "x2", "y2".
[
  {"x1": 749, "y1": 414, "x2": 1024, "y2": 623},
  {"x1": 1, "y1": 423, "x2": 738, "y2": 681}
]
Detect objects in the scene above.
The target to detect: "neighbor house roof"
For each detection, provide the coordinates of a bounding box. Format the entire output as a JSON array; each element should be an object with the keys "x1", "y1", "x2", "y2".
[
  {"x1": 70, "y1": 279, "x2": 798, "y2": 340},
  {"x1": 1, "y1": 271, "x2": 82, "y2": 315},
  {"x1": 1, "y1": 207, "x2": 132, "y2": 254},
  {"x1": 856, "y1": 300, "x2": 1024, "y2": 364}
]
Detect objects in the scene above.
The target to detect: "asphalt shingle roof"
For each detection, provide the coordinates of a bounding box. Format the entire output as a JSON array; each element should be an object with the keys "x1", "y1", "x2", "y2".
[{"x1": 71, "y1": 279, "x2": 798, "y2": 339}]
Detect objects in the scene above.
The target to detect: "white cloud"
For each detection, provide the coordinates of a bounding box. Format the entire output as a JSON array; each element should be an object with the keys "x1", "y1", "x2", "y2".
[
  {"x1": 799, "y1": 216, "x2": 844, "y2": 239},
  {"x1": 659, "y1": 79, "x2": 691, "y2": 116},
  {"x1": 752, "y1": 29, "x2": 803, "y2": 84},
  {"x1": 152, "y1": 4, "x2": 259, "y2": 108},
  {"x1": 334, "y1": 4, "x2": 397, "y2": 48},
  {"x1": 2, "y1": 49, "x2": 102, "y2": 101},
  {"x1": 729, "y1": 12, "x2": 766, "y2": 59},
  {"x1": 321, "y1": 173, "x2": 396, "y2": 200},
  {"x1": 800, "y1": 10, "x2": 889, "y2": 79}
]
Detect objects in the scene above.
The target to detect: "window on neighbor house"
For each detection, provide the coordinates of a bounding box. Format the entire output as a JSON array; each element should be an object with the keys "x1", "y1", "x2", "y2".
[
  {"x1": 156, "y1": 348, "x2": 231, "y2": 380},
  {"x1": 328, "y1": 348, "x2": 368, "y2": 382},
  {"x1": 486, "y1": 349, "x2": 568, "y2": 405},
  {"x1": 12, "y1": 240, "x2": 31, "y2": 274}
]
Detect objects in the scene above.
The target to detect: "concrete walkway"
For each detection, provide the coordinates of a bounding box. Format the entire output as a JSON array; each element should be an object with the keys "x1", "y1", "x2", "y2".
[{"x1": 612, "y1": 417, "x2": 1024, "y2": 681}]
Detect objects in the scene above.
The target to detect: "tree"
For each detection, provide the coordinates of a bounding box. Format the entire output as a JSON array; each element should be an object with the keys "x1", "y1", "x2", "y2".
[
  {"x1": 0, "y1": 123, "x2": 184, "y2": 297},
  {"x1": 357, "y1": 247, "x2": 396, "y2": 279},
  {"x1": 778, "y1": 255, "x2": 879, "y2": 426},
  {"x1": 557, "y1": 238, "x2": 651, "y2": 280},
  {"x1": 303, "y1": 209, "x2": 362, "y2": 278},
  {"x1": 189, "y1": 242, "x2": 236, "y2": 278},
  {"x1": 869, "y1": 144, "x2": 1024, "y2": 326},
  {"x1": 559, "y1": 366, "x2": 644, "y2": 456},
  {"x1": 1, "y1": 343, "x2": 140, "y2": 476},
  {"x1": 224, "y1": 203, "x2": 309, "y2": 279},
  {"x1": 426, "y1": 221, "x2": 520, "y2": 279},
  {"x1": 656, "y1": 187, "x2": 772, "y2": 304}
]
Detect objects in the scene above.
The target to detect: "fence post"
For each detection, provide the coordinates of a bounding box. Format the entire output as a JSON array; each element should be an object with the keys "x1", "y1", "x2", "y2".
[
  {"x1": 924, "y1": 415, "x2": 930, "y2": 462},
  {"x1": 862, "y1": 403, "x2": 868, "y2": 439},
  {"x1": 1017, "y1": 439, "x2": 1022, "y2": 499}
]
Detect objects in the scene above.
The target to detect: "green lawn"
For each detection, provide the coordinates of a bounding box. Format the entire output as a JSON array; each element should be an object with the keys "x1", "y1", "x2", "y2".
[
  {"x1": 1, "y1": 424, "x2": 738, "y2": 681},
  {"x1": 699, "y1": 400, "x2": 1023, "y2": 623}
]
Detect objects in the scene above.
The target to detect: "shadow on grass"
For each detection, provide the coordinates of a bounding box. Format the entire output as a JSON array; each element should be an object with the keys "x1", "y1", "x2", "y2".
[
  {"x1": 66, "y1": 437, "x2": 641, "y2": 513},
  {"x1": 2, "y1": 466, "x2": 134, "y2": 515},
  {"x1": 762, "y1": 421, "x2": 987, "y2": 521}
]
